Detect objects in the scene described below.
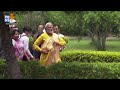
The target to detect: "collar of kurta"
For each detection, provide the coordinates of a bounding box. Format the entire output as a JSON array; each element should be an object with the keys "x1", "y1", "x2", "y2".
[{"x1": 45, "y1": 32, "x2": 54, "y2": 37}]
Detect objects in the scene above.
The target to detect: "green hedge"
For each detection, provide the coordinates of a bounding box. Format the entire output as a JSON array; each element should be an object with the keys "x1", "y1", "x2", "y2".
[
  {"x1": 48, "y1": 62, "x2": 120, "y2": 79},
  {"x1": 0, "y1": 60, "x2": 48, "y2": 79},
  {"x1": 61, "y1": 50, "x2": 120, "y2": 62},
  {"x1": 0, "y1": 60, "x2": 120, "y2": 79},
  {"x1": 0, "y1": 60, "x2": 7, "y2": 79}
]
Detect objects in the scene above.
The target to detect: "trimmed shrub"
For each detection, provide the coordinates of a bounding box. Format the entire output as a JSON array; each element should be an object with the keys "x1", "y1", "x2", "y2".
[
  {"x1": 0, "y1": 60, "x2": 7, "y2": 79},
  {"x1": 47, "y1": 62, "x2": 120, "y2": 79},
  {"x1": 19, "y1": 61, "x2": 49, "y2": 79},
  {"x1": 61, "y1": 50, "x2": 120, "y2": 62},
  {"x1": 0, "y1": 59, "x2": 120, "y2": 79},
  {"x1": 0, "y1": 60, "x2": 48, "y2": 79}
]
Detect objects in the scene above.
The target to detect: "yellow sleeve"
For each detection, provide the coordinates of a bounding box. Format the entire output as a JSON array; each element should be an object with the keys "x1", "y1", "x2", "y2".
[
  {"x1": 33, "y1": 35, "x2": 43, "y2": 52},
  {"x1": 59, "y1": 37, "x2": 66, "y2": 46}
]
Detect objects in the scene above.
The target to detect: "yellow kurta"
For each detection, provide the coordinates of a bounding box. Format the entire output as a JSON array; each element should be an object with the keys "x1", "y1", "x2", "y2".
[{"x1": 33, "y1": 32, "x2": 66, "y2": 67}]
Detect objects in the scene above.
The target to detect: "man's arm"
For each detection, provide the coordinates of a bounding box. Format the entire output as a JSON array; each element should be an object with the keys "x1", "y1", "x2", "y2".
[{"x1": 33, "y1": 35, "x2": 43, "y2": 52}]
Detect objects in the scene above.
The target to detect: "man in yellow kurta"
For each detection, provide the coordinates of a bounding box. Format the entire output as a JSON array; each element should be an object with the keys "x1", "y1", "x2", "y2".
[{"x1": 33, "y1": 22, "x2": 66, "y2": 67}]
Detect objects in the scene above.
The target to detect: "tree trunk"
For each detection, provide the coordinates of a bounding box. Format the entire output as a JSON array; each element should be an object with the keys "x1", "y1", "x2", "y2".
[
  {"x1": 90, "y1": 28, "x2": 106, "y2": 51},
  {"x1": 101, "y1": 37, "x2": 106, "y2": 51},
  {"x1": 0, "y1": 11, "x2": 22, "y2": 79},
  {"x1": 89, "y1": 30, "x2": 104, "y2": 51},
  {"x1": 96, "y1": 31, "x2": 103, "y2": 51}
]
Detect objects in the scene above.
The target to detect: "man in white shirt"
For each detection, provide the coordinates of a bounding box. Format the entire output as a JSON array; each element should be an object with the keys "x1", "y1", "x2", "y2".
[
  {"x1": 53, "y1": 25, "x2": 64, "y2": 38},
  {"x1": 53, "y1": 25, "x2": 66, "y2": 52},
  {"x1": 20, "y1": 26, "x2": 34, "y2": 61}
]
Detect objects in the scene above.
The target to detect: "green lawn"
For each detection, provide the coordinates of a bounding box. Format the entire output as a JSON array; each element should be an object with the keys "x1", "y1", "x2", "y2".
[
  {"x1": 106, "y1": 40, "x2": 120, "y2": 51},
  {"x1": 64, "y1": 37, "x2": 120, "y2": 52}
]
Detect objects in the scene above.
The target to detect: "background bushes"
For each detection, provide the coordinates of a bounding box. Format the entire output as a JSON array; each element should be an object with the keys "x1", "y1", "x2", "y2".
[
  {"x1": 61, "y1": 50, "x2": 120, "y2": 63},
  {"x1": 0, "y1": 59, "x2": 120, "y2": 79},
  {"x1": 16, "y1": 11, "x2": 46, "y2": 34},
  {"x1": 1, "y1": 45, "x2": 120, "y2": 79}
]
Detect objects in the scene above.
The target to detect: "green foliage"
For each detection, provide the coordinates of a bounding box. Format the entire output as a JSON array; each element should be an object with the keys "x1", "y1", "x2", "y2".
[
  {"x1": 29, "y1": 36, "x2": 34, "y2": 43},
  {"x1": 29, "y1": 36, "x2": 34, "y2": 50},
  {"x1": 19, "y1": 61, "x2": 47, "y2": 79},
  {"x1": 61, "y1": 50, "x2": 120, "y2": 63},
  {"x1": 0, "y1": 59, "x2": 120, "y2": 79},
  {"x1": 14, "y1": 11, "x2": 120, "y2": 37},
  {"x1": 15, "y1": 11, "x2": 46, "y2": 34},
  {"x1": 15, "y1": 11, "x2": 85, "y2": 36},
  {"x1": 83, "y1": 11, "x2": 120, "y2": 32},
  {"x1": 48, "y1": 62, "x2": 120, "y2": 79},
  {"x1": 46, "y1": 11, "x2": 83, "y2": 35},
  {"x1": 0, "y1": 60, "x2": 8, "y2": 79},
  {"x1": 82, "y1": 11, "x2": 120, "y2": 50}
]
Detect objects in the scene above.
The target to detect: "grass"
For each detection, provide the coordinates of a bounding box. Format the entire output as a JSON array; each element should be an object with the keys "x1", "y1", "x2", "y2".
[
  {"x1": 64, "y1": 39, "x2": 96, "y2": 51},
  {"x1": 64, "y1": 36, "x2": 120, "y2": 52},
  {"x1": 106, "y1": 40, "x2": 120, "y2": 51}
]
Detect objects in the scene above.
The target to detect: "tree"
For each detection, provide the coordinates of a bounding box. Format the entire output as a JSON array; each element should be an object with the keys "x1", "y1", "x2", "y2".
[
  {"x1": 83, "y1": 11, "x2": 120, "y2": 51},
  {"x1": 16, "y1": 11, "x2": 46, "y2": 34},
  {"x1": 45, "y1": 11, "x2": 83, "y2": 36},
  {"x1": 0, "y1": 11, "x2": 22, "y2": 79}
]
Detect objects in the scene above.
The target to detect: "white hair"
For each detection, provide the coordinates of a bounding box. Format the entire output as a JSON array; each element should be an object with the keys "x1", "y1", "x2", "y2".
[{"x1": 45, "y1": 22, "x2": 53, "y2": 28}]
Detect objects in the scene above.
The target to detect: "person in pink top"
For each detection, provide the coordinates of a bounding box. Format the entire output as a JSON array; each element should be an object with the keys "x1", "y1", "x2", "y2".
[{"x1": 12, "y1": 30, "x2": 29, "y2": 61}]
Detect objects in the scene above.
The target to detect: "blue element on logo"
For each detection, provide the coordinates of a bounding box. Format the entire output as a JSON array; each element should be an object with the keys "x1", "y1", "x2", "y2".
[{"x1": 4, "y1": 15, "x2": 10, "y2": 23}]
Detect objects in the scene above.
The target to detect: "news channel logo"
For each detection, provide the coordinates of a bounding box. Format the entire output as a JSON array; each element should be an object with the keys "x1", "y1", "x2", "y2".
[{"x1": 4, "y1": 12, "x2": 16, "y2": 25}]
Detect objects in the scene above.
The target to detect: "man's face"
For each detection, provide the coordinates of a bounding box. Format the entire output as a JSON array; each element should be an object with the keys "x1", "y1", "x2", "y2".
[
  {"x1": 45, "y1": 24, "x2": 53, "y2": 36},
  {"x1": 53, "y1": 26, "x2": 60, "y2": 34},
  {"x1": 38, "y1": 25, "x2": 44, "y2": 33}
]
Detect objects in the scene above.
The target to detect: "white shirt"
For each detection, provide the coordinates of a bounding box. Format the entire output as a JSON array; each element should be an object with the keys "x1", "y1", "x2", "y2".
[
  {"x1": 58, "y1": 33, "x2": 64, "y2": 38},
  {"x1": 43, "y1": 29, "x2": 46, "y2": 33},
  {"x1": 19, "y1": 33, "x2": 33, "y2": 58},
  {"x1": 12, "y1": 39, "x2": 15, "y2": 46}
]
